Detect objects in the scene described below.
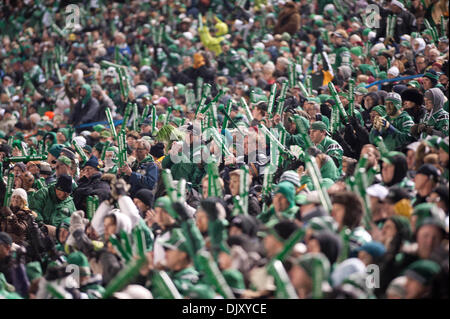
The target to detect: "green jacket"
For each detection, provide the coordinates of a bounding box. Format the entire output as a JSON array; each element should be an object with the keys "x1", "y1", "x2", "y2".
[
  {"x1": 316, "y1": 136, "x2": 343, "y2": 168},
  {"x1": 276, "y1": 123, "x2": 308, "y2": 150},
  {"x1": 422, "y1": 108, "x2": 449, "y2": 138},
  {"x1": 420, "y1": 87, "x2": 449, "y2": 138},
  {"x1": 330, "y1": 46, "x2": 351, "y2": 71},
  {"x1": 162, "y1": 152, "x2": 205, "y2": 191},
  {"x1": 370, "y1": 111, "x2": 414, "y2": 151},
  {"x1": 29, "y1": 184, "x2": 76, "y2": 227}
]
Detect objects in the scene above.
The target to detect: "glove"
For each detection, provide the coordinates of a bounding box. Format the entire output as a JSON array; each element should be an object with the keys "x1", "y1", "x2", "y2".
[
  {"x1": 394, "y1": 199, "x2": 413, "y2": 218},
  {"x1": 110, "y1": 178, "x2": 130, "y2": 200},
  {"x1": 410, "y1": 124, "x2": 419, "y2": 136},
  {"x1": 381, "y1": 118, "x2": 391, "y2": 130},
  {"x1": 416, "y1": 123, "x2": 427, "y2": 133},
  {"x1": 425, "y1": 126, "x2": 434, "y2": 135},
  {"x1": 71, "y1": 228, "x2": 96, "y2": 258},
  {"x1": 349, "y1": 116, "x2": 358, "y2": 127}
]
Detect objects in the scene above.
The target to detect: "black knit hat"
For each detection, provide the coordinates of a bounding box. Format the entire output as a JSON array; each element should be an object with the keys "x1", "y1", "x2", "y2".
[
  {"x1": 134, "y1": 189, "x2": 155, "y2": 208},
  {"x1": 0, "y1": 143, "x2": 12, "y2": 157},
  {"x1": 271, "y1": 220, "x2": 299, "y2": 242},
  {"x1": 150, "y1": 142, "x2": 165, "y2": 159},
  {"x1": 55, "y1": 174, "x2": 73, "y2": 193},
  {"x1": 401, "y1": 88, "x2": 424, "y2": 106}
]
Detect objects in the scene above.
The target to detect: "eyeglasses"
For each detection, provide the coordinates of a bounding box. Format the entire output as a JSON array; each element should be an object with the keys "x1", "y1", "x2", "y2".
[{"x1": 136, "y1": 148, "x2": 147, "y2": 151}]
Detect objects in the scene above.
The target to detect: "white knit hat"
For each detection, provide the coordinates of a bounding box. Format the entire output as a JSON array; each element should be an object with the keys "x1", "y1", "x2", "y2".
[{"x1": 12, "y1": 188, "x2": 28, "y2": 206}]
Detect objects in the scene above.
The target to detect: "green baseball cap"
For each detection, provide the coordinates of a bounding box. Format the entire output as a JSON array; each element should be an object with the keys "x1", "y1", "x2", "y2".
[
  {"x1": 57, "y1": 155, "x2": 72, "y2": 167},
  {"x1": 93, "y1": 124, "x2": 105, "y2": 132},
  {"x1": 310, "y1": 121, "x2": 328, "y2": 132},
  {"x1": 160, "y1": 229, "x2": 190, "y2": 254},
  {"x1": 381, "y1": 151, "x2": 405, "y2": 165}
]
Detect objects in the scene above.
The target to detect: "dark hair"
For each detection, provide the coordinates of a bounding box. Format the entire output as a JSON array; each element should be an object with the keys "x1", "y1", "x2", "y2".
[{"x1": 332, "y1": 191, "x2": 364, "y2": 229}]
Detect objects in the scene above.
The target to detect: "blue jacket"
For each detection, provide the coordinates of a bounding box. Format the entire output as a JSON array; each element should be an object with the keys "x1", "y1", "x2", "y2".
[{"x1": 127, "y1": 156, "x2": 158, "y2": 197}]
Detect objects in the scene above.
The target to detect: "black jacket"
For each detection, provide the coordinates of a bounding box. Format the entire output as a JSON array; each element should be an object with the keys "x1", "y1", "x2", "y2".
[
  {"x1": 73, "y1": 173, "x2": 111, "y2": 212},
  {"x1": 69, "y1": 97, "x2": 100, "y2": 129}
]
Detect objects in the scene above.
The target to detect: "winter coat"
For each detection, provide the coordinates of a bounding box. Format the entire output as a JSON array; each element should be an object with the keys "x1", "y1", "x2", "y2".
[
  {"x1": 421, "y1": 88, "x2": 449, "y2": 138},
  {"x1": 125, "y1": 156, "x2": 159, "y2": 197},
  {"x1": 28, "y1": 184, "x2": 76, "y2": 227},
  {"x1": 69, "y1": 84, "x2": 100, "y2": 129},
  {"x1": 73, "y1": 173, "x2": 111, "y2": 212},
  {"x1": 369, "y1": 111, "x2": 415, "y2": 152},
  {"x1": 274, "y1": 2, "x2": 301, "y2": 35}
]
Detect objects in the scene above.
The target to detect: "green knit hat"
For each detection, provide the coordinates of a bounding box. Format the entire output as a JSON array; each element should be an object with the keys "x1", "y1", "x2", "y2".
[
  {"x1": 412, "y1": 203, "x2": 445, "y2": 231},
  {"x1": 439, "y1": 137, "x2": 449, "y2": 154},
  {"x1": 48, "y1": 144, "x2": 64, "y2": 158},
  {"x1": 403, "y1": 260, "x2": 441, "y2": 286},
  {"x1": 371, "y1": 105, "x2": 387, "y2": 117},
  {"x1": 425, "y1": 136, "x2": 442, "y2": 150},
  {"x1": 66, "y1": 251, "x2": 91, "y2": 277},
  {"x1": 274, "y1": 181, "x2": 296, "y2": 207},
  {"x1": 386, "y1": 92, "x2": 402, "y2": 110},
  {"x1": 423, "y1": 70, "x2": 439, "y2": 81},
  {"x1": 295, "y1": 252, "x2": 331, "y2": 279},
  {"x1": 350, "y1": 46, "x2": 363, "y2": 57}
]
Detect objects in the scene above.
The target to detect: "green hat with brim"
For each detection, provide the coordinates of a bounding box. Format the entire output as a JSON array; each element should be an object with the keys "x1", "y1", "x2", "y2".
[
  {"x1": 160, "y1": 228, "x2": 190, "y2": 254},
  {"x1": 100, "y1": 130, "x2": 112, "y2": 138},
  {"x1": 381, "y1": 151, "x2": 405, "y2": 165},
  {"x1": 408, "y1": 80, "x2": 421, "y2": 89},
  {"x1": 355, "y1": 87, "x2": 368, "y2": 95},
  {"x1": 57, "y1": 155, "x2": 72, "y2": 167},
  {"x1": 93, "y1": 124, "x2": 105, "y2": 132},
  {"x1": 310, "y1": 121, "x2": 328, "y2": 132}
]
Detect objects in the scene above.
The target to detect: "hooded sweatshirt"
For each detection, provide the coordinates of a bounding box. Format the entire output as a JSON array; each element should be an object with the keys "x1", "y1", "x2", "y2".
[
  {"x1": 422, "y1": 88, "x2": 449, "y2": 138},
  {"x1": 381, "y1": 154, "x2": 415, "y2": 193}
]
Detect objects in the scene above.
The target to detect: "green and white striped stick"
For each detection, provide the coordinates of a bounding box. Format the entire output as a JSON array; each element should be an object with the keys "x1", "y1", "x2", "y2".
[
  {"x1": 267, "y1": 83, "x2": 277, "y2": 118},
  {"x1": 194, "y1": 83, "x2": 211, "y2": 118},
  {"x1": 3, "y1": 172, "x2": 14, "y2": 207},
  {"x1": 328, "y1": 82, "x2": 348, "y2": 123},
  {"x1": 275, "y1": 80, "x2": 289, "y2": 117},
  {"x1": 348, "y1": 79, "x2": 355, "y2": 117},
  {"x1": 72, "y1": 139, "x2": 88, "y2": 164},
  {"x1": 266, "y1": 260, "x2": 298, "y2": 299},
  {"x1": 4, "y1": 155, "x2": 47, "y2": 163},
  {"x1": 151, "y1": 270, "x2": 183, "y2": 299},
  {"x1": 105, "y1": 108, "x2": 117, "y2": 140},
  {"x1": 195, "y1": 250, "x2": 235, "y2": 299},
  {"x1": 102, "y1": 256, "x2": 146, "y2": 299},
  {"x1": 240, "y1": 97, "x2": 254, "y2": 122}
]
